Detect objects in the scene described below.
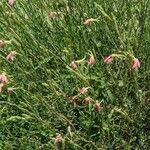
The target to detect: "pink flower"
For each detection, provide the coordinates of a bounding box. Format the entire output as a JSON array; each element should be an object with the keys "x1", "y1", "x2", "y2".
[
  {"x1": 0, "y1": 40, "x2": 5, "y2": 48},
  {"x1": 8, "y1": 0, "x2": 15, "y2": 6},
  {"x1": 55, "y1": 133, "x2": 63, "y2": 143},
  {"x1": 0, "y1": 73, "x2": 8, "y2": 84},
  {"x1": 69, "y1": 61, "x2": 78, "y2": 70},
  {"x1": 88, "y1": 55, "x2": 96, "y2": 66},
  {"x1": 0, "y1": 73, "x2": 8, "y2": 93},
  {"x1": 6, "y1": 51, "x2": 16, "y2": 62},
  {"x1": 104, "y1": 55, "x2": 113, "y2": 64},
  {"x1": 95, "y1": 101, "x2": 103, "y2": 113},
  {"x1": 132, "y1": 58, "x2": 141, "y2": 70}
]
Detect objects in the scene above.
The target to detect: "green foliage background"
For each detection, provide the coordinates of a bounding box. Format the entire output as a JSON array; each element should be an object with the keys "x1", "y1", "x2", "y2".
[{"x1": 0, "y1": 0, "x2": 150, "y2": 149}]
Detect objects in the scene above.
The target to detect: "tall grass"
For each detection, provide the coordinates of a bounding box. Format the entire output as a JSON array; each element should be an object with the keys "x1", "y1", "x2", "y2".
[{"x1": 0, "y1": 0, "x2": 150, "y2": 149}]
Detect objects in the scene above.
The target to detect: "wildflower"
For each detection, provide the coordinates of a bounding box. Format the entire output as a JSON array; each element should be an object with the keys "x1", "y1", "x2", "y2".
[
  {"x1": 83, "y1": 97, "x2": 91, "y2": 105},
  {"x1": 0, "y1": 40, "x2": 6, "y2": 48},
  {"x1": 0, "y1": 73, "x2": 8, "y2": 93},
  {"x1": 104, "y1": 55, "x2": 113, "y2": 64},
  {"x1": 132, "y1": 58, "x2": 141, "y2": 70},
  {"x1": 0, "y1": 73, "x2": 8, "y2": 84},
  {"x1": 55, "y1": 133, "x2": 63, "y2": 143},
  {"x1": 95, "y1": 101, "x2": 102, "y2": 113},
  {"x1": 79, "y1": 87, "x2": 90, "y2": 95},
  {"x1": 88, "y1": 55, "x2": 96, "y2": 66},
  {"x1": 6, "y1": 51, "x2": 16, "y2": 62},
  {"x1": 84, "y1": 18, "x2": 95, "y2": 26},
  {"x1": 69, "y1": 61, "x2": 78, "y2": 70},
  {"x1": 8, "y1": 0, "x2": 15, "y2": 6}
]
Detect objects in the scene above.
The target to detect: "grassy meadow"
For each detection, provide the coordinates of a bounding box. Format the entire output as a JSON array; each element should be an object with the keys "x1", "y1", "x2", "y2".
[{"x1": 0, "y1": 0, "x2": 150, "y2": 149}]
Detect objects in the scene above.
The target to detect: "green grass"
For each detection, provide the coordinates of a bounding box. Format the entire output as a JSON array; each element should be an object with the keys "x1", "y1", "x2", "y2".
[{"x1": 0, "y1": 0, "x2": 150, "y2": 149}]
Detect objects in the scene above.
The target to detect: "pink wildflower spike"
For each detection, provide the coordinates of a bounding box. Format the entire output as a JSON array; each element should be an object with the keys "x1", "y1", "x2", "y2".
[
  {"x1": 6, "y1": 51, "x2": 16, "y2": 62},
  {"x1": 95, "y1": 101, "x2": 103, "y2": 113},
  {"x1": 8, "y1": 0, "x2": 15, "y2": 6},
  {"x1": 88, "y1": 55, "x2": 96, "y2": 66},
  {"x1": 132, "y1": 58, "x2": 141, "y2": 70},
  {"x1": 55, "y1": 133, "x2": 63, "y2": 143},
  {"x1": 104, "y1": 55, "x2": 113, "y2": 64},
  {"x1": 0, "y1": 73, "x2": 8, "y2": 84},
  {"x1": 69, "y1": 61, "x2": 78, "y2": 70},
  {"x1": 0, "y1": 40, "x2": 6, "y2": 48}
]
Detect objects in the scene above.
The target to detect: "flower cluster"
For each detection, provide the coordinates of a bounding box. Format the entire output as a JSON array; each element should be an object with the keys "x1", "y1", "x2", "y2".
[
  {"x1": 69, "y1": 87, "x2": 103, "y2": 113},
  {"x1": 69, "y1": 54, "x2": 96, "y2": 70},
  {"x1": 104, "y1": 54, "x2": 141, "y2": 70},
  {"x1": 0, "y1": 39, "x2": 17, "y2": 93}
]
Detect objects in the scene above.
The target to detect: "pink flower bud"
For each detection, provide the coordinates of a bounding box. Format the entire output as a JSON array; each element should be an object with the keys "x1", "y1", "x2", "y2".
[
  {"x1": 104, "y1": 55, "x2": 113, "y2": 64},
  {"x1": 0, "y1": 73, "x2": 8, "y2": 84},
  {"x1": 88, "y1": 55, "x2": 96, "y2": 66},
  {"x1": 132, "y1": 58, "x2": 141, "y2": 70},
  {"x1": 84, "y1": 18, "x2": 95, "y2": 26},
  {"x1": 95, "y1": 101, "x2": 102, "y2": 113},
  {"x1": 0, "y1": 40, "x2": 6, "y2": 48},
  {"x1": 69, "y1": 61, "x2": 78, "y2": 70},
  {"x1": 55, "y1": 133, "x2": 63, "y2": 143},
  {"x1": 6, "y1": 51, "x2": 16, "y2": 62},
  {"x1": 8, "y1": 0, "x2": 15, "y2": 6}
]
